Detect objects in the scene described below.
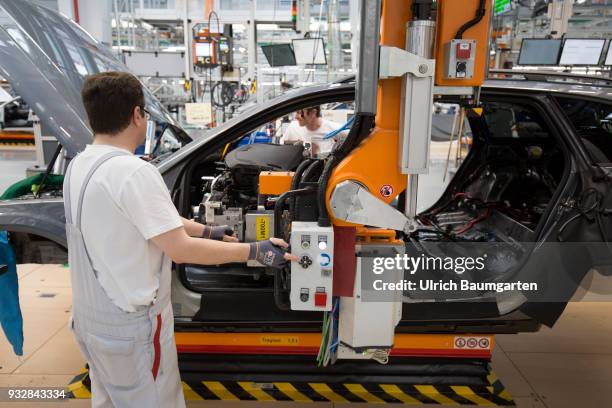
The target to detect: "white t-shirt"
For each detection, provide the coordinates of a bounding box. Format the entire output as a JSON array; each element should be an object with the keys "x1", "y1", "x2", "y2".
[
  {"x1": 67, "y1": 144, "x2": 183, "y2": 312},
  {"x1": 280, "y1": 119, "x2": 346, "y2": 155}
]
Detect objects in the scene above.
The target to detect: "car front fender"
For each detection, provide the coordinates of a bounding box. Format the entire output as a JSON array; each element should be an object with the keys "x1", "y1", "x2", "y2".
[{"x1": 0, "y1": 199, "x2": 66, "y2": 248}]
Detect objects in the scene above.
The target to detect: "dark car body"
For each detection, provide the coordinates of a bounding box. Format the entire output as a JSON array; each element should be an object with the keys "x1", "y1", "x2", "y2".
[{"x1": 1, "y1": 1, "x2": 612, "y2": 335}]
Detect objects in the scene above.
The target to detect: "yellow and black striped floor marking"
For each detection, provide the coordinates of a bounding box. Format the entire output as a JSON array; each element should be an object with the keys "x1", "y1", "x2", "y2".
[
  {"x1": 0, "y1": 141, "x2": 34, "y2": 147},
  {"x1": 66, "y1": 367, "x2": 514, "y2": 405}
]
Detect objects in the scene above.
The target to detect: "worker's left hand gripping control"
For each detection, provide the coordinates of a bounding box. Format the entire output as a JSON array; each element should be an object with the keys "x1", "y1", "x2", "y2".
[{"x1": 202, "y1": 225, "x2": 235, "y2": 240}]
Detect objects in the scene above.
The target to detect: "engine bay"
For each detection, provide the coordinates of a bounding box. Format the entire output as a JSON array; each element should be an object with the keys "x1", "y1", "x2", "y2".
[{"x1": 191, "y1": 144, "x2": 310, "y2": 261}]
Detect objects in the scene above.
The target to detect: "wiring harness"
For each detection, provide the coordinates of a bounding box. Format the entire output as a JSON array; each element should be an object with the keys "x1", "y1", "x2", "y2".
[
  {"x1": 558, "y1": 188, "x2": 612, "y2": 244},
  {"x1": 317, "y1": 298, "x2": 339, "y2": 367}
]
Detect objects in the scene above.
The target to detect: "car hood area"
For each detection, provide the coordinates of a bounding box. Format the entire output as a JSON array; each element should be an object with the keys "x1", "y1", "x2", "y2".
[{"x1": 0, "y1": 1, "x2": 188, "y2": 158}]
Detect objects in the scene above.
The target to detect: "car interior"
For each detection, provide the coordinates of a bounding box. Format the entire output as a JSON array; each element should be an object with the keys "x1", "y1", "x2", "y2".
[{"x1": 174, "y1": 96, "x2": 570, "y2": 322}]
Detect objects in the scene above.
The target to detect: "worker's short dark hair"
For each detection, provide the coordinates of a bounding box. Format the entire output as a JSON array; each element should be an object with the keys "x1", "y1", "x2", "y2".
[
  {"x1": 304, "y1": 106, "x2": 321, "y2": 117},
  {"x1": 81, "y1": 71, "x2": 145, "y2": 135}
]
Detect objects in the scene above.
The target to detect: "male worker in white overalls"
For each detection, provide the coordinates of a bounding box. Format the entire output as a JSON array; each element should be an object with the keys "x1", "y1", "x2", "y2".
[{"x1": 63, "y1": 71, "x2": 296, "y2": 407}]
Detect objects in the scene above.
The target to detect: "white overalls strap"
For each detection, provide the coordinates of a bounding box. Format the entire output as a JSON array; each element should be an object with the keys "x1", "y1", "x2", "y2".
[
  {"x1": 65, "y1": 150, "x2": 170, "y2": 322},
  {"x1": 64, "y1": 151, "x2": 130, "y2": 275}
]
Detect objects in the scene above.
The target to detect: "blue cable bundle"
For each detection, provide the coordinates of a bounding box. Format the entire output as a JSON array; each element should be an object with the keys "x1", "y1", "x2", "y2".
[
  {"x1": 0, "y1": 231, "x2": 23, "y2": 356},
  {"x1": 323, "y1": 116, "x2": 355, "y2": 140}
]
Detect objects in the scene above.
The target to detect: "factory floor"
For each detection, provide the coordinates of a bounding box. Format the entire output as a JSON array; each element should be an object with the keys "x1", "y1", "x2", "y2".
[{"x1": 3, "y1": 145, "x2": 612, "y2": 407}]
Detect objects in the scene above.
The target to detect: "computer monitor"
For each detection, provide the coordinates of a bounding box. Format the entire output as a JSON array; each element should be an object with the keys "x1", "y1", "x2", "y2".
[
  {"x1": 603, "y1": 41, "x2": 612, "y2": 66},
  {"x1": 195, "y1": 42, "x2": 212, "y2": 58},
  {"x1": 559, "y1": 39, "x2": 605, "y2": 66},
  {"x1": 518, "y1": 39, "x2": 562, "y2": 66},
  {"x1": 261, "y1": 44, "x2": 297, "y2": 67},
  {"x1": 292, "y1": 38, "x2": 327, "y2": 65}
]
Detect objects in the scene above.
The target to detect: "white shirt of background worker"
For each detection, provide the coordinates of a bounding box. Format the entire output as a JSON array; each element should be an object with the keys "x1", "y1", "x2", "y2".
[{"x1": 280, "y1": 106, "x2": 346, "y2": 155}]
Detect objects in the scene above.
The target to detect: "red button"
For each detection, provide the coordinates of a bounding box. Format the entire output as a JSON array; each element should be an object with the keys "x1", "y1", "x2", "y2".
[
  {"x1": 456, "y1": 42, "x2": 472, "y2": 60},
  {"x1": 314, "y1": 291, "x2": 327, "y2": 307}
]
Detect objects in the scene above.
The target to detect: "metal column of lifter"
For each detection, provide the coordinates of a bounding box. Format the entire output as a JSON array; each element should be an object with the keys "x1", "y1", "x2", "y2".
[{"x1": 403, "y1": 16, "x2": 436, "y2": 229}]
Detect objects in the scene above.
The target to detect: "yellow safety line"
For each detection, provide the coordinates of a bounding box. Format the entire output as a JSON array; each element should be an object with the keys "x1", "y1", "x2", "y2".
[
  {"x1": 497, "y1": 389, "x2": 513, "y2": 402},
  {"x1": 273, "y1": 382, "x2": 312, "y2": 402},
  {"x1": 415, "y1": 385, "x2": 458, "y2": 405},
  {"x1": 487, "y1": 374, "x2": 513, "y2": 402},
  {"x1": 182, "y1": 382, "x2": 204, "y2": 400},
  {"x1": 202, "y1": 381, "x2": 239, "y2": 400},
  {"x1": 67, "y1": 381, "x2": 91, "y2": 399},
  {"x1": 344, "y1": 383, "x2": 385, "y2": 403},
  {"x1": 451, "y1": 386, "x2": 495, "y2": 406},
  {"x1": 309, "y1": 383, "x2": 349, "y2": 403},
  {"x1": 379, "y1": 384, "x2": 422, "y2": 404},
  {"x1": 238, "y1": 381, "x2": 275, "y2": 401}
]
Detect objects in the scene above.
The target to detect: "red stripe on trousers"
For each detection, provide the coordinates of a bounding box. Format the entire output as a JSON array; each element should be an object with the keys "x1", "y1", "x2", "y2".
[{"x1": 152, "y1": 314, "x2": 162, "y2": 380}]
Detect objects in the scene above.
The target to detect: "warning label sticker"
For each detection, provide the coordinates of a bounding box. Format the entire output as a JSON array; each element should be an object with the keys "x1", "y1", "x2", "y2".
[
  {"x1": 256, "y1": 216, "x2": 269, "y2": 241},
  {"x1": 259, "y1": 335, "x2": 300, "y2": 345},
  {"x1": 454, "y1": 336, "x2": 491, "y2": 350}
]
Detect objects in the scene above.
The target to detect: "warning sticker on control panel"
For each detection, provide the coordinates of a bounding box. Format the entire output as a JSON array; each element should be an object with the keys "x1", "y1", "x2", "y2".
[
  {"x1": 259, "y1": 335, "x2": 300, "y2": 345},
  {"x1": 256, "y1": 216, "x2": 269, "y2": 241},
  {"x1": 454, "y1": 336, "x2": 491, "y2": 350}
]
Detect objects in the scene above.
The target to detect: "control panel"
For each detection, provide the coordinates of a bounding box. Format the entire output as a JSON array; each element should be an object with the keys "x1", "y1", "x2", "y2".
[
  {"x1": 444, "y1": 39, "x2": 476, "y2": 79},
  {"x1": 192, "y1": 24, "x2": 233, "y2": 70},
  {"x1": 290, "y1": 222, "x2": 334, "y2": 311}
]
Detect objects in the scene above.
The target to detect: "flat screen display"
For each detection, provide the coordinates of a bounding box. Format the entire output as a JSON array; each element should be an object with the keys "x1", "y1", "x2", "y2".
[
  {"x1": 518, "y1": 39, "x2": 562, "y2": 66},
  {"x1": 195, "y1": 42, "x2": 212, "y2": 57},
  {"x1": 292, "y1": 38, "x2": 327, "y2": 65},
  {"x1": 261, "y1": 44, "x2": 296, "y2": 67},
  {"x1": 559, "y1": 39, "x2": 605, "y2": 66}
]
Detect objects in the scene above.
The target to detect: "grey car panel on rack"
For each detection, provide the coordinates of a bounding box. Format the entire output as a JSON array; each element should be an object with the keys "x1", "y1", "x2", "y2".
[
  {"x1": 0, "y1": 0, "x2": 192, "y2": 248},
  {"x1": 0, "y1": 200, "x2": 66, "y2": 247},
  {"x1": 0, "y1": 0, "x2": 187, "y2": 157}
]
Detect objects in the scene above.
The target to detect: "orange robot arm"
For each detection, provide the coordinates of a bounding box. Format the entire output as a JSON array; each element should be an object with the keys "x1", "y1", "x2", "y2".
[{"x1": 325, "y1": 0, "x2": 492, "y2": 228}]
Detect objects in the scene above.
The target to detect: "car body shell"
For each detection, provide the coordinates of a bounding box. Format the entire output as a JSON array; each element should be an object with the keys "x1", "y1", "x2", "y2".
[{"x1": 1, "y1": 1, "x2": 611, "y2": 331}]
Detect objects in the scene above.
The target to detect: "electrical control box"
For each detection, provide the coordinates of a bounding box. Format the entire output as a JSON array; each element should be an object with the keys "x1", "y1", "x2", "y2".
[
  {"x1": 192, "y1": 24, "x2": 233, "y2": 70},
  {"x1": 290, "y1": 222, "x2": 334, "y2": 311},
  {"x1": 444, "y1": 39, "x2": 476, "y2": 79},
  {"x1": 435, "y1": 0, "x2": 491, "y2": 87}
]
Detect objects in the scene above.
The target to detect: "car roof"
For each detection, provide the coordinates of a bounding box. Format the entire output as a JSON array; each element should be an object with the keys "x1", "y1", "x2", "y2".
[
  {"x1": 484, "y1": 70, "x2": 612, "y2": 100},
  {"x1": 328, "y1": 73, "x2": 612, "y2": 100}
]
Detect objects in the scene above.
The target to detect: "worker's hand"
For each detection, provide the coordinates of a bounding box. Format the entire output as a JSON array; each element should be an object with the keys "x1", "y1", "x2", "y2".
[
  {"x1": 202, "y1": 225, "x2": 239, "y2": 242},
  {"x1": 248, "y1": 238, "x2": 299, "y2": 268},
  {"x1": 222, "y1": 233, "x2": 240, "y2": 243}
]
